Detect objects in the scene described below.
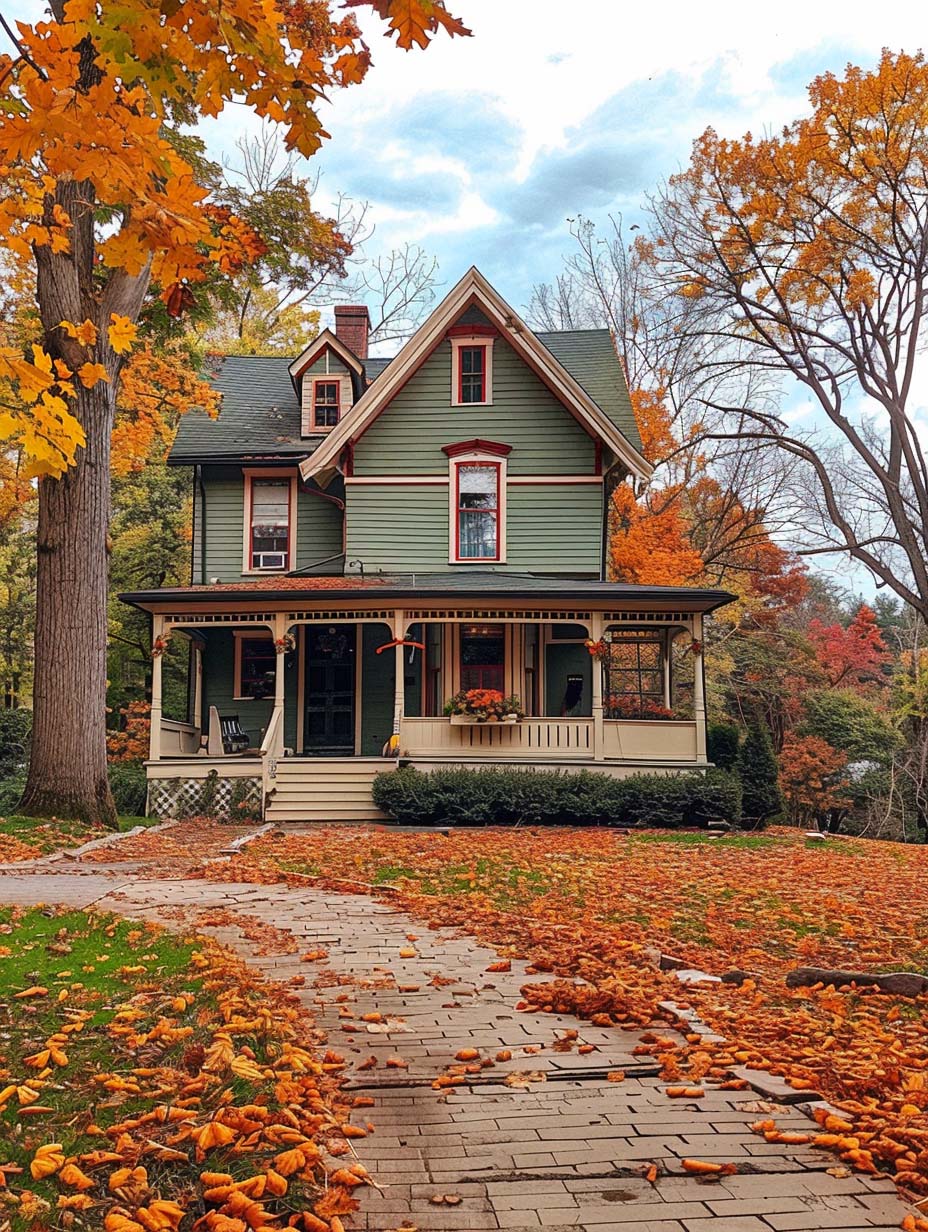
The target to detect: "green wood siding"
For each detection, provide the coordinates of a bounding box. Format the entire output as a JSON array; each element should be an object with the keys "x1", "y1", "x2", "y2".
[
  {"x1": 359, "y1": 623, "x2": 395, "y2": 755},
  {"x1": 200, "y1": 629, "x2": 299, "y2": 751},
  {"x1": 345, "y1": 481, "x2": 601, "y2": 575},
  {"x1": 352, "y1": 337, "x2": 597, "y2": 476},
  {"x1": 196, "y1": 465, "x2": 342, "y2": 583}
]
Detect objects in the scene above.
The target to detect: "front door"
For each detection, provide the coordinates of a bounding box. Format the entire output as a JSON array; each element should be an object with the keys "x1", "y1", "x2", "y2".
[{"x1": 303, "y1": 625, "x2": 356, "y2": 755}]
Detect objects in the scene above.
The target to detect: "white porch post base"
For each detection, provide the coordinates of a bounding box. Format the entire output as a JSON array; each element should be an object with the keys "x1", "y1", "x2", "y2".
[{"x1": 589, "y1": 613, "x2": 605, "y2": 762}]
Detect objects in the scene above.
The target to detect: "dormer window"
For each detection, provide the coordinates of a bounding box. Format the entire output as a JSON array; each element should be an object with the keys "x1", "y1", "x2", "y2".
[
  {"x1": 450, "y1": 334, "x2": 494, "y2": 406},
  {"x1": 312, "y1": 379, "x2": 340, "y2": 430}
]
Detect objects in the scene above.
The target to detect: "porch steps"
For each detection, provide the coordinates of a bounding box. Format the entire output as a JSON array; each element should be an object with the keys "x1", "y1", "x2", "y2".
[{"x1": 265, "y1": 757, "x2": 391, "y2": 824}]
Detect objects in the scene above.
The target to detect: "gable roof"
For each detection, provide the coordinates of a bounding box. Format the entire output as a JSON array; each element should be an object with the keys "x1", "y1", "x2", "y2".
[
  {"x1": 168, "y1": 279, "x2": 647, "y2": 468},
  {"x1": 287, "y1": 328, "x2": 364, "y2": 386},
  {"x1": 300, "y1": 267, "x2": 651, "y2": 486}
]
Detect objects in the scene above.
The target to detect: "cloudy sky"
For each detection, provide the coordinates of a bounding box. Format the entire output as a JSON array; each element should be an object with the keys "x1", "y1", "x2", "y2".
[{"x1": 270, "y1": 0, "x2": 923, "y2": 311}]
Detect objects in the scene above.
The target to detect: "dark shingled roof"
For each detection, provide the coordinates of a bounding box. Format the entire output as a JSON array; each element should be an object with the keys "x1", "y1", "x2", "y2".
[
  {"x1": 121, "y1": 571, "x2": 735, "y2": 613},
  {"x1": 169, "y1": 329, "x2": 641, "y2": 464}
]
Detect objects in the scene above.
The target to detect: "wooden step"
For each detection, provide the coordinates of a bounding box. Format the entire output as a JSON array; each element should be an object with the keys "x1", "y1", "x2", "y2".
[{"x1": 265, "y1": 758, "x2": 393, "y2": 822}]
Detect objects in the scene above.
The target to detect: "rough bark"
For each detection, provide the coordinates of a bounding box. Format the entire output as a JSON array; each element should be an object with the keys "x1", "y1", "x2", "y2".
[
  {"x1": 17, "y1": 27, "x2": 150, "y2": 824},
  {"x1": 19, "y1": 379, "x2": 117, "y2": 825}
]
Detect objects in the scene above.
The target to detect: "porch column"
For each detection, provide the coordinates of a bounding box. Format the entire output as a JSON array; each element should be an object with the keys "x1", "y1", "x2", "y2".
[
  {"x1": 192, "y1": 639, "x2": 204, "y2": 732},
  {"x1": 391, "y1": 609, "x2": 405, "y2": 754},
  {"x1": 662, "y1": 630, "x2": 672, "y2": 709},
  {"x1": 271, "y1": 615, "x2": 287, "y2": 757},
  {"x1": 692, "y1": 614, "x2": 707, "y2": 762},
  {"x1": 589, "y1": 613, "x2": 605, "y2": 762},
  {"x1": 149, "y1": 615, "x2": 165, "y2": 762}
]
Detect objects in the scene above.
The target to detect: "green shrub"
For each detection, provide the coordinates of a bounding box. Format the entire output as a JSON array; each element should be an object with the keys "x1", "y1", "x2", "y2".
[
  {"x1": 0, "y1": 773, "x2": 25, "y2": 814},
  {"x1": 736, "y1": 721, "x2": 783, "y2": 824},
  {"x1": 372, "y1": 765, "x2": 742, "y2": 829},
  {"x1": 108, "y1": 762, "x2": 148, "y2": 817},
  {"x1": 707, "y1": 722, "x2": 740, "y2": 771},
  {"x1": 0, "y1": 709, "x2": 31, "y2": 779}
]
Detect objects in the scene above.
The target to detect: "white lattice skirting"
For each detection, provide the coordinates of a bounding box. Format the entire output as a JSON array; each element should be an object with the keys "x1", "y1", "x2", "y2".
[{"x1": 147, "y1": 774, "x2": 263, "y2": 820}]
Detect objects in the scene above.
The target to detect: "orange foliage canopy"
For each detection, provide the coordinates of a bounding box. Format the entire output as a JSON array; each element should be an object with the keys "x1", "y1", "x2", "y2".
[
  {"x1": 0, "y1": 0, "x2": 468, "y2": 475},
  {"x1": 807, "y1": 604, "x2": 891, "y2": 691},
  {"x1": 611, "y1": 389, "x2": 806, "y2": 611},
  {"x1": 778, "y1": 734, "x2": 851, "y2": 826}
]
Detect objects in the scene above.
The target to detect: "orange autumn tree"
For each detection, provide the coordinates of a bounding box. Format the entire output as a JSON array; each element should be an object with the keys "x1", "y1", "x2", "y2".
[
  {"x1": 611, "y1": 388, "x2": 804, "y2": 608},
  {"x1": 1, "y1": 0, "x2": 468, "y2": 825}
]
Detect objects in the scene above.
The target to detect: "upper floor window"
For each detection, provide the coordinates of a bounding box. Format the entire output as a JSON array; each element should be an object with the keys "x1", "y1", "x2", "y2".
[
  {"x1": 459, "y1": 346, "x2": 486, "y2": 403},
  {"x1": 313, "y1": 379, "x2": 340, "y2": 429},
  {"x1": 450, "y1": 335, "x2": 494, "y2": 406},
  {"x1": 455, "y1": 461, "x2": 501, "y2": 561},
  {"x1": 245, "y1": 473, "x2": 294, "y2": 572}
]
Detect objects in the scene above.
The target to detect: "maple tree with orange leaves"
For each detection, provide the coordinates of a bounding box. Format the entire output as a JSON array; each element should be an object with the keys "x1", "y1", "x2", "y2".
[{"x1": 0, "y1": 0, "x2": 468, "y2": 824}]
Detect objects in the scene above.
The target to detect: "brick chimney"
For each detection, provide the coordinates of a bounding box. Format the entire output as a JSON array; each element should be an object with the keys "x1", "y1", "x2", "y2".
[{"x1": 334, "y1": 304, "x2": 371, "y2": 360}]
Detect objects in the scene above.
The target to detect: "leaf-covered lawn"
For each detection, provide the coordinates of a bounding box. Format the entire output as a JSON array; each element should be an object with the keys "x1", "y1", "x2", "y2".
[
  {"x1": 0, "y1": 907, "x2": 373, "y2": 1230},
  {"x1": 208, "y1": 825, "x2": 928, "y2": 1196},
  {"x1": 0, "y1": 815, "x2": 157, "y2": 863}
]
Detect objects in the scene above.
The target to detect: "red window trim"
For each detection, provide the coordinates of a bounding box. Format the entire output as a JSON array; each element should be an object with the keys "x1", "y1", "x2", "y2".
[
  {"x1": 312, "y1": 377, "x2": 340, "y2": 430},
  {"x1": 456, "y1": 343, "x2": 487, "y2": 405},
  {"x1": 446, "y1": 323, "x2": 498, "y2": 338},
  {"x1": 455, "y1": 459, "x2": 501, "y2": 562},
  {"x1": 442, "y1": 438, "x2": 511, "y2": 459}
]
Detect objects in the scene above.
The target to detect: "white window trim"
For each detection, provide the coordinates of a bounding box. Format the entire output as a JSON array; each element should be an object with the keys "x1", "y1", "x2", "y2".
[
  {"x1": 450, "y1": 335, "x2": 495, "y2": 407},
  {"x1": 448, "y1": 448, "x2": 507, "y2": 565},
  {"x1": 232, "y1": 629, "x2": 275, "y2": 701},
  {"x1": 242, "y1": 468, "x2": 298, "y2": 575}
]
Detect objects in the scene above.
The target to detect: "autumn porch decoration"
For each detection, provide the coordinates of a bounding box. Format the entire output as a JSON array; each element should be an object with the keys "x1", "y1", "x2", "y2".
[{"x1": 444, "y1": 689, "x2": 524, "y2": 724}]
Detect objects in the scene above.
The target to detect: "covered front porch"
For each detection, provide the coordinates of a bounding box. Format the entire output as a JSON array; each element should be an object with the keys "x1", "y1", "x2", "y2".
[{"x1": 133, "y1": 579, "x2": 727, "y2": 819}]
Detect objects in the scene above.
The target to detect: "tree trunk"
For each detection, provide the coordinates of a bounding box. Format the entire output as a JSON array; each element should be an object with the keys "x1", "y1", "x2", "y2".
[{"x1": 19, "y1": 377, "x2": 118, "y2": 827}]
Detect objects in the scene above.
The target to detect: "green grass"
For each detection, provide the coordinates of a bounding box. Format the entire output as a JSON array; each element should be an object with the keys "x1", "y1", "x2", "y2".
[
  {"x1": 630, "y1": 830, "x2": 777, "y2": 849},
  {"x1": 0, "y1": 813, "x2": 159, "y2": 859}
]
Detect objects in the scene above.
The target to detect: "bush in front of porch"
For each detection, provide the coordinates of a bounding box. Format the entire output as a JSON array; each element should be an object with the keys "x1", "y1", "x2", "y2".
[{"x1": 372, "y1": 765, "x2": 741, "y2": 829}]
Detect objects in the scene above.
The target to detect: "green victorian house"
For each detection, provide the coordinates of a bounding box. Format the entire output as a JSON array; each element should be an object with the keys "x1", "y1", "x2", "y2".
[{"x1": 123, "y1": 268, "x2": 734, "y2": 821}]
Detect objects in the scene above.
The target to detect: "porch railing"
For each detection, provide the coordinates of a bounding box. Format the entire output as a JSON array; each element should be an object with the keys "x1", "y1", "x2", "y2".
[
  {"x1": 400, "y1": 717, "x2": 593, "y2": 759},
  {"x1": 602, "y1": 719, "x2": 698, "y2": 761},
  {"x1": 399, "y1": 716, "x2": 700, "y2": 763},
  {"x1": 159, "y1": 719, "x2": 200, "y2": 757},
  {"x1": 259, "y1": 706, "x2": 284, "y2": 804}
]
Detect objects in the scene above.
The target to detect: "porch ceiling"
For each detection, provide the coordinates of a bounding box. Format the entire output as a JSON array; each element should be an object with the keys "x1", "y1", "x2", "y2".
[{"x1": 121, "y1": 571, "x2": 736, "y2": 616}]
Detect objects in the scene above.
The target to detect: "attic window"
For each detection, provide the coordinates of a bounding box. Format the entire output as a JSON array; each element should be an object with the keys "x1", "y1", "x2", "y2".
[
  {"x1": 313, "y1": 379, "x2": 340, "y2": 429},
  {"x1": 451, "y1": 335, "x2": 494, "y2": 406}
]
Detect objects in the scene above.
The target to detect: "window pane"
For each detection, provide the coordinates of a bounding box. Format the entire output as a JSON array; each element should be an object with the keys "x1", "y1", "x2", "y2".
[
  {"x1": 459, "y1": 511, "x2": 497, "y2": 558},
  {"x1": 241, "y1": 638, "x2": 275, "y2": 697},
  {"x1": 460, "y1": 624, "x2": 505, "y2": 691},
  {"x1": 459, "y1": 346, "x2": 485, "y2": 402},
  {"x1": 251, "y1": 479, "x2": 289, "y2": 567}
]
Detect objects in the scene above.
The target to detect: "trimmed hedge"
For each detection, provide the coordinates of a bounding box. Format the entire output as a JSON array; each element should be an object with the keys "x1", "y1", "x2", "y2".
[{"x1": 371, "y1": 765, "x2": 741, "y2": 828}]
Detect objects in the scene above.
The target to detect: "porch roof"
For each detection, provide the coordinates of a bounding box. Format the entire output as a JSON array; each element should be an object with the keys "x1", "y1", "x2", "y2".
[{"x1": 121, "y1": 572, "x2": 736, "y2": 614}]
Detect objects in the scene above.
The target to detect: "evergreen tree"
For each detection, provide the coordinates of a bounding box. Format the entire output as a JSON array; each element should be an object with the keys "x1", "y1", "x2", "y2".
[
  {"x1": 707, "y1": 723, "x2": 740, "y2": 772},
  {"x1": 736, "y1": 721, "x2": 784, "y2": 823}
]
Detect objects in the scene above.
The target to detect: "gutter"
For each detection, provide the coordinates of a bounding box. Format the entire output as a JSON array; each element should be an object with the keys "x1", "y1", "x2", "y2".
[{"x1": 119, "y1": 583, "x2": 738, "y2": 614}]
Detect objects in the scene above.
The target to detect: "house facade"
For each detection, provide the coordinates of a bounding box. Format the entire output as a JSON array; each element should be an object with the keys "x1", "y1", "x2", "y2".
[{"x1": 123, "y1": 268, "x2": 734, "y2": 822}]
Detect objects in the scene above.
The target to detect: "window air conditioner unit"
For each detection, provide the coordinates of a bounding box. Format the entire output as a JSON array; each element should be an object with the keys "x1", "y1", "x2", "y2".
[{"x1": 255, "y1": 551, "x2": 287, "y2": 569}]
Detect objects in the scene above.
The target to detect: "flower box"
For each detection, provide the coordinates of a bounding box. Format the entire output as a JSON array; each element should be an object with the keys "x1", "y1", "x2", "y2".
[{"x1": 449, "y1": 713, "x2": 479, "y2": 725}]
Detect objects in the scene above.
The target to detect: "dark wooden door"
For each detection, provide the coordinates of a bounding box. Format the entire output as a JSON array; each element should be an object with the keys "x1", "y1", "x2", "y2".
[{"x1": 303, "y1": 626, "x2": 356, "y2": 755}]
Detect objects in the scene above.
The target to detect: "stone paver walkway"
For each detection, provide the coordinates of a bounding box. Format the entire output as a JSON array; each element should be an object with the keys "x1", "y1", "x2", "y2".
[{"x1": 0, "y1": 857, "x2": 916, "y2": 1232}]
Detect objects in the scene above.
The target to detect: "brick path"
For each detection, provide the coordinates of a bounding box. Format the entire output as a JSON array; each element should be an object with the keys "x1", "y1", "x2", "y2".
[{"x1": 0, "y1": 856, "x2": 916, "y2": 1232}]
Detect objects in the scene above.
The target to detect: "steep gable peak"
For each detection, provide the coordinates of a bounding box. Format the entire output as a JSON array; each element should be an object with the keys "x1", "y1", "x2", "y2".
[{"x1": 301, "y1": 266, "x2": 652, "y2": 487}]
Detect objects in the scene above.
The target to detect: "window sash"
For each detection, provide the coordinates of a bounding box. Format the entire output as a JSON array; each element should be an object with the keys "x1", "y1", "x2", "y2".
[
  {"x1": 313, "y1": 380, "x2": 340, "y2": 428},
  {"x1": 250, "y1": 478, "x2": 290, "y2": 569},
  {"x1": 458, "y1": 345, "x2": 486, "y2": 403},
  {"x1": 456, "y1": 462, "x2": 499, "y2": 560}
]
